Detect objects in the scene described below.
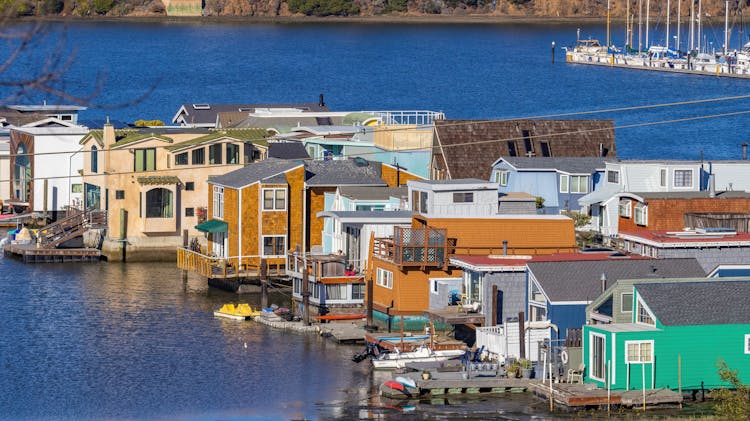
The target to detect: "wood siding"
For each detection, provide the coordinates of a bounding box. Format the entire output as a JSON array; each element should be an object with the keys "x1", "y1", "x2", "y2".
[
  {"x1": 619, "y1": 197, "x2": 750, "y2": 232},
  {"x1": 371, "y1": 258, "x2": 458, "y2": 316},
  {"x1": 308, "y1": 187, "x2": 335, "y2": 249},
  {"x1": 381, "y1": 163, "x2": 424, "y2": 187}
]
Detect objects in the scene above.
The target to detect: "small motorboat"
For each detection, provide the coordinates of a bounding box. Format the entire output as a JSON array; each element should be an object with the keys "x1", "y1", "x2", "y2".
[
  {"x1": 372, "y1": 346, "x2": 466, "y2": 370},
  {"x1": 213, "y1": 303, "x2": 260, "y2": 320}
]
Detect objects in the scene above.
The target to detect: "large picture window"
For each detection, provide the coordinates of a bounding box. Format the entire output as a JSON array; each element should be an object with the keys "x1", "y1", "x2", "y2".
[
  {"x1": 134, "y1": 148, "x2": 156, "y2": 172},
  {"x1": 226, "y1": 143, "x2": 239, "y2": 165},
  {"x1": 262, "y1": 188, "x2": 286, "y2": 211},
  {"x1": 262, "y1": 236, "x2": 286, "y2": 257},
  {"x1": 145, "y1": 188, "x2": 173, "y2": 218},
  {"x1": 192, "y1": 148, "x2": 205, "y2": 165}
]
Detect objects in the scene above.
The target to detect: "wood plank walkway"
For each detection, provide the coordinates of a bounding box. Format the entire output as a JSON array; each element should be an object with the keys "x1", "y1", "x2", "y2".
[
  {"x1": 4, "y1": 243, "x2": 100, "y2": 263},
  {"x1": 528, "y1": 382, "x2": 683, "y2": 409}
]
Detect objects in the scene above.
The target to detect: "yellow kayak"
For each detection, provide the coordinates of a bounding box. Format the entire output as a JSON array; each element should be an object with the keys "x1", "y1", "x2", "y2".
[{"x1": 213, "y1": 303, "x2": 260, "y2": 320}]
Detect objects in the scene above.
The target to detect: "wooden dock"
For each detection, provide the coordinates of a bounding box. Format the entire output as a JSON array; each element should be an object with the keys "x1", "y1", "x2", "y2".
[
  {"x1": 382, "y1": 370, "x2": 530, "y2": 399},
  {"x1": 318, "y1": 322, "x2": 366, "y2": 344},
  {"x1": 3, "y1": 243, "x2": 101, "y2": 263},
  {"x1": 528, "y1": 382, "x2": 683, "y2": 409}
]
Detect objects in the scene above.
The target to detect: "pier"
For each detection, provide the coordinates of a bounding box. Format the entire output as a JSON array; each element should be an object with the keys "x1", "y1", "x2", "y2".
[
  {"x1": 528, "y1": 382, "x2": 683, "y2": 409},
  {"x1": 3, "y1": 243, "x2": 101, "y2": 263}
]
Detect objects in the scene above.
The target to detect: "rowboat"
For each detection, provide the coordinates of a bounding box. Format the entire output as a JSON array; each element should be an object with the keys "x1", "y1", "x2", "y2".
[{"x1": 213, "y1": 303, "x2": 260, "y2": 320}]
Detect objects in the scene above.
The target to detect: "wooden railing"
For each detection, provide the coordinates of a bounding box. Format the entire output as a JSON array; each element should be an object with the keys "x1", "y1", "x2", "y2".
[
  {"x1": 177, "y1": 247, "x2": 286, "y2": 278},
  {"x1": 37, "y1": 209, "x2": 107, "y2": 249}
]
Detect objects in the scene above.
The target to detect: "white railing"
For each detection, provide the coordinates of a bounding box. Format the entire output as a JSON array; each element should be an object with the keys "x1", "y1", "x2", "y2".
[
  {"x1": 365, "y1": 110, "x2": 445, "y2": 126},
  {"x1": 476, "y1": 321, "x2": 552, "y2": 363}
]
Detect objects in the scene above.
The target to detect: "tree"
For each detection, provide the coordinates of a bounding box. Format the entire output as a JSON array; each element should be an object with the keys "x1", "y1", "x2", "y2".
[{"x1": 713, "y1": 359, "x2": 750, "y2": 420}]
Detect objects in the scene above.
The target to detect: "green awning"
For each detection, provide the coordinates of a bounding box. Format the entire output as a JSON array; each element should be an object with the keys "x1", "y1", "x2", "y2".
[{"x1": 195, "y1": 219, "x2": 228, "y2": 233}]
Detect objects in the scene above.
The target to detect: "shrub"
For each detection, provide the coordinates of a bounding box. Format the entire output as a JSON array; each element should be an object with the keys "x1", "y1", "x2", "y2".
[
  {"x1": 134, "y1": 119, "x2": 165, "y2": 127},
  {"x1": 287, "y1": 0, "x2": 360, "y2": 16},
  {"x1": 92, "y1": 0, "x2": 114, "y2": 14},
  {"x1": 713, "y1": 359, "x2": 750, "y2": 420}
]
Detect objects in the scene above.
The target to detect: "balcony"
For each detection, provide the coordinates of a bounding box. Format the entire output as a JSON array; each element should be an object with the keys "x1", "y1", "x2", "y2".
[
  {"x1": 286, "y1": 252, "x2": 364, "y2": 284},
  {"x1": 372, "y1": 226, "x2": 448, "y2": 268}
]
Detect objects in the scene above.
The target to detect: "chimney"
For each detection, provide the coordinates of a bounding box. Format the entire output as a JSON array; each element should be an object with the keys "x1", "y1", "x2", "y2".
[
  {"x1": 502, "y1": 240, "x2": 508, "y2": 256},
  {"x1": 743, "y1": 142, "x2": 748, "y2": 160},
  {"x1": 600, "y1": 273, "x2": 607, "y2": 293},
  {"x1": 319, "y1": 93, "x2": 325, "y2": 108},
  {"x1": 103, "y1": 117, "x2": 115, "y2": 148},
  {"x1": 709, "y1": 173, "x2": 716, "y2": 198}
]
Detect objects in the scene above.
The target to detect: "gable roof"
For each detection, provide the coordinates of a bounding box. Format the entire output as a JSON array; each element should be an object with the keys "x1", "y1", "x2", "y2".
[
  {"x1": 172, "y1": 102, "x2": 329, "y2": 126},
  {"x1": 208, "y1": 158, "x2": 303, "y2": 189},
  {"x1": 635, "y1": 280, "x2": 750, "y2": 325},
  {"x1": 268, "y1": 142, "x2": 310, "y2": 160},
  {"x1": 497, "y1": 157, "x2": 606, "y2": 174},
  {"x1": 305, "y1": 159, "x2": 386, "y2": 187},
  {"x1": 528, "y1": 258, "x2": 706, "y2": 303},
  {"x1": 165, "y1": 128, "x2": 269, "y2": 151},
  {"x1": 433, "y1": 119, "x2": 615, "y2": 180}
]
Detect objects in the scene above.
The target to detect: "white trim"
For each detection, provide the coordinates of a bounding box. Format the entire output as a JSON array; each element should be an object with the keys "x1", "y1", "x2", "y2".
[
  {"x1": 611, "y1": 332, "x2": 617, "y2": 385},
  {"x1": 621, "y1": 292, "x2": 634, "y2": 313},
  {"x1": 376, "y1": 267, "x2": 393, "y2": 289},
  {"x1": 708, "y1": 265, "x2": 750, "y2": 277},
  {"x1": 262, "y1": 187, "x2": 287, "y2": 211},
  {"x1": 570, "y1": 175, "x2": 589, "y2": 194},
  {"x1": 635, "y1": 294, "x2": 657, "y2": 326},
  {"x1": 745, "y1": 334, "x2": 750, "y2": 354},
  {"x1": 624, "y1": 340, "x2": 654, "y2": 364},
  {"x1": 261, "y1": 235, "x2": 286, "y2": 258},
  {"x1": 672, "y1": 168, "x2": 694, "y2": 189},
  {"x1": 213, "y1": 186, "x2": 224, "y2": 220},
  {"x1": 618, "y1": 232, "x2": 750, "y2": 248},
  {"x1": 548, "y1": 300, "x2": 592, "y2": 305},
  {"x1": 659, "y1": 168, "x2": 668, "y2": 188},
  {"x1": 559, "y1": 174, "x2": 569, "y2": 193}
]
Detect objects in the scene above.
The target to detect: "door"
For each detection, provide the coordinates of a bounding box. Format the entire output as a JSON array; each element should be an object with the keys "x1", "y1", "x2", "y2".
[
  {"x1": 495, "y1": 289, "x2": 504, "y2": 325},
  {"x1": 590, "y1": 332, "x2": 607, "y2": 382},
  {"x1": 212, "y1": 232, "x2": 226, "y2": 258}
]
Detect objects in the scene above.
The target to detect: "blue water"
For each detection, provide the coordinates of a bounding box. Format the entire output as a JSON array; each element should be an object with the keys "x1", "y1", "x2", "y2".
[{"x1": 4, "y1": 21, "x2": 750, "y2": 160}]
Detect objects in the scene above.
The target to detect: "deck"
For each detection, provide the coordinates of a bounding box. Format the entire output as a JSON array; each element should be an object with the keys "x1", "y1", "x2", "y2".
[
  {"x1": 4, "y1": 243, "x2": 101, "y2": 263},
  {"x1": 177, "y1": 247, "x2": 285, "y2": 281},
  {"x1": 423, "y1": 306, "x2": 485, "y2": 325},
  {"x1": 528, "y1": 382, "x2": 683, "y2": 409}
]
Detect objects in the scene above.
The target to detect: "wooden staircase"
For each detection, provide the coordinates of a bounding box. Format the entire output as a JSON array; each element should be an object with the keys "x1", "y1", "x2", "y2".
[{"x1": 37, "y1": 209, "x2": 107, "y2": 249}]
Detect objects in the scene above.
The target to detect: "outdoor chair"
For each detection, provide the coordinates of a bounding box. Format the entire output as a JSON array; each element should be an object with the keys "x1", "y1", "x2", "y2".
[{"x1": 567, "y1": 363, "x2": 585, "y2": 383}]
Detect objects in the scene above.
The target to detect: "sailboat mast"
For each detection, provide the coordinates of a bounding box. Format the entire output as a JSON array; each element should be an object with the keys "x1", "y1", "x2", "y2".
[
  {"x1": 724, "y1": 0, "x2": 729, "y2": 55},
  {"x1": 667, "y1": 0, "x2": 671, "y2": 49},
  {"x1": 639, "y1": 0, "x2": 643, "y2": 52},
  {"x1": 677, "y1": 0, "x2": 681, "y2": 52},
  {"x1": 626, "y1": 0, "x2": 631, "y2": 49},
  {"x1": 690, "y1": 0, "x2": 695, "y2": 52},
  {"x1": 646, "y1": 0, "x2": 651, "y2": 50},
  {"x1": 697, "y1": 0, "x2": 702, "y2": 53},
  {"x1": 607, "y1": 0, "x2": 611, "y2": 48}
]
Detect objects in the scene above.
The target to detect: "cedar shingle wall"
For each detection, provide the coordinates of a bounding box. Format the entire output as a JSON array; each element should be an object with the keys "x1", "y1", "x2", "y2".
[
  {"x1": 308, "y1": 186, "x2": 335, "y2": 248},
  {"x1": 371, "y1": 259, "x2": 458, "y2": 316},
  {"x1": 240, "y1": 184, "x2": 259, "y2": 265},
  {"x1": 381, "y1": 164, "x2": 424, "y2": 187},
  {"x1": 433, "y1": 119, "x2": 616, "y2": 180},
  {"x1": 224, "y1": 188, "x2": 239, "y2": 258},
  {"x1": 620, "y1": 197, "x2": 750, "y2": 232},
  {"x1": 287, "y1": 167, "x2": 306, "y2": 252}
]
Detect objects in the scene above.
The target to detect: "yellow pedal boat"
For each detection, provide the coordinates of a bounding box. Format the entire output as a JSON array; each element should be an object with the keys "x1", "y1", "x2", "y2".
[{"x1": 213, "y1": 303, "x2": 260, "y2": 320}]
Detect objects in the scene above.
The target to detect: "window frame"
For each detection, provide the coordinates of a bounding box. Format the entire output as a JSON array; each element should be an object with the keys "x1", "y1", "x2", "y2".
[
  {"x1": 673, "y1": 169, "x2": 694, "y2": 188},
  {"x1": 192, "y1": 148, "x2": 205, "y2": 165},
  {"x1": 634, "y1": 203, "x2": 648, "y2": 226},
  {"x1": 589, "y1": 332, "x2": 607, "y2": 382},
  {"x1": 745, "y1": 334, "x2": 750, "y2": 354},
  {"x1": 635, "y1": 295, "x2": 656, "y2": 326},
  {"x1": 570, "y1": 175, "x2": 589, "y2": 194},
  {"x1": 175, "y1": 152, "x2": 189, "y2": 166},
  {"x1": 621, "y1": 292, "x2": 634, "y2": 313},
  {"x1": 625, "y1": 340, "x2": 654, "y2": 364},
  {"x1": 213, "y1": 186, "x2": 224, "y2": 219},
  {"x1": 376, "y1": 268, "x2": 393, "y2": 289},
  {"x1": 659, "y1": 168, "x2": 668, "y2": 188},
  {"x1": 618, "y1": 199, "x2": 632, "y2": 218},
  {"x1": 559, "y1": 174, "x2": 570, "y2": 193},
  {"x1": 452, "y1": 192, "x2": 474, "y2": 203},
  {"x1": 115, "y1": 190, "x2": 124, "y2": 200},
  {"x1": 90, "y1": 146, "x2": 98, "y2": 173},
  {"x1": 209, "y1": 143, "x2": 223, "y2": 165},
  {"x1": 145, "y1": 188, "x2": 173, "y2": 218},
  {"x1": 607, "y1": 170, "x2": 620, "y2": 184},
  {"x1": 493, "y1": 170, "x2": 509, "y2": 186},
  {"x1": 185, "y1": 182, "x2": 195, "y2": 191},
  {"x1": 185, "y1": 207, "x2": 194, "y2": 217},
  {"x1": 262, "y1": 188, "x2": 287, "y2": 211},
  {"x1": 262, "y1": 235, "x2": 286, "y2": 257},
  {"x1": 134, "y1": 148, "x2": 156, "y2": 172}
]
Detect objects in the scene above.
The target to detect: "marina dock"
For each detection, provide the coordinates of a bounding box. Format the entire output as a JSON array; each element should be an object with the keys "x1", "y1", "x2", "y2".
[
  {"x1": 3, "y1": 243, "x2": 101, "y2": 263},
  {"x1": 528, "y1": 382, "x2": 683, "y2": 409}
]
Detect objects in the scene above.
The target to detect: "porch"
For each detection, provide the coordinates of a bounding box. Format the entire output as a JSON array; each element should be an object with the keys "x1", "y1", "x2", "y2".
[{"x1": 176, "y1": 247, "x2": 286, "y2": 280}]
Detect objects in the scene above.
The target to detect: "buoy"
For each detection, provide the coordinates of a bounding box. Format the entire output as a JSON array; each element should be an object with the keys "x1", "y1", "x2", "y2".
[{"x1": 244, "y1": 342, "x2": 247, "y2": 348}]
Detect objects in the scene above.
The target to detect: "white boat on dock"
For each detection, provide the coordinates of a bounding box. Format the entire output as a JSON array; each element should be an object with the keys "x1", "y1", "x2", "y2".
[{"x1": 372, "y1": 346, "x2": 466, "y2": 370}]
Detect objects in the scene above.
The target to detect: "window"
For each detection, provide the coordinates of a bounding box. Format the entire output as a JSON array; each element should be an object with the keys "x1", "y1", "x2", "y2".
[
  {"x1": 636, "y1": 297, "x2": 655, "y2": 325},
  {"x1": 185, "y1": 207, "x2": 194, "y2": 217},
  {"x1": 618, "y1": 199, "x2": 631, "y2": 218},
  {"x1": 659, "y1": 168, "x2": 667, "y2": 187},
  {"x1": 452, "y1": 192, "x2": 474, "y2": 203},
  {"x1": 71, "y1": 183, "x2": 83, "y2": 193},
  {"x1": 90, "y1": 146, "x2": 98, "y2": 173},
  {"x1": 175, "y1": 152, "x2": 188, "y2": 166},
  {"x1": 352, "y1": 284, "x2": 365, "y2": 300},
  {"x1": 185, "y1": 182, "x2": 194, "y2": 191},
  {"x1": 376, "y1": 268, "x2": 393, "y2": 289},
  {"x1": 493, "y1": 170, "x2": 509, "y2": 186},
  {"x1": 293, "y1": 278, "x2": 301, "y2": 295},
  {"x1": 745, "y1": 334, "x2": 750, "y2": 354},
  {"x1": 145, "y1": 188, "x2": 173, "y2": 218},
  {"x1": 507, "y1": 141, "x2": 517, "y2": 157},
  {"x1": 192, "y1": 148, "x2": 205, "y2": 165},
  {"x1": 571, "y1": 175, "x2": 589, "y2": 194},
  {"x1": 607, "y1": 170, "x2": 620, "y2": 184},
  {"x1": 625, "y1": 341, "x2": 654, "y2": 364},
  {"x1": 326, "y1": 284, "x2": 347, "y2": 300},
  {"x1": 431, "y1": 279, "x2": 439, "y2": 294},
  {"x1": 213, "y1": 186, "x2": 224, "y2": 219},
  {"x1": 262, "y1": 236, "x2": 286, "y2": 257},
  {"x1": 411, "y1": 190, "x2": 428, "y2": 213},
  {"x1": 209, "y1": 144, "x2": 223, "y2": 165},
  {"x1": 262, "y1": 188, "x2": 286, "y2": 211},
  {"x1": 134, "y1": 148, "x2": 156, "y2": 172},
  {"x1": 621, "y1": 293, "x2": 633, "y2": 313},
  {"x1": 530, "y1": 304, "x2": 547, "y2": 321},
  {"x1": 674, "y1": 169, "x2": 693, "y2": 188},
  {"x1": 522, "y1": 130, "x2": 533, "y2": 155},
  {"x1": 226, "y1": 143, "x2": 239, "y2": 164},
  {"x1": 560, "y1": 174, "x2": 569, "y2": 193},
  {"x1": 115, "y1": 190, "x2": 124, "y2": 200},
  {"x1": 634, "y1": 203, "x2": 648, "y2": 226},
  {"x1": 540, "y1": 141, "x2": 551, "y2": 157}
]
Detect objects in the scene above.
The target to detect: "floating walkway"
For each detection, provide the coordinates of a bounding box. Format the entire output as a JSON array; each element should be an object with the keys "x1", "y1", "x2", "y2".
[
  {"x1": 3, "y1": 243, "x2": 101, "y2": 263},
  {"x1": 528, "y1": 382, "x2": 683, "y2": 409}
]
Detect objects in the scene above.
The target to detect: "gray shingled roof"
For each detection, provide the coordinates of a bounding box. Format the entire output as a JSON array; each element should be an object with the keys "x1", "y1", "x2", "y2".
[
  {"x1": 528, "y1": 259, "x2": 706, "y2": 303},
  {"x1": 501, "y1": 157, "x2": 606, "y2": 174},
  {"x1": 635, "y1": 280, "x2": 750, "y2": 325},
  {"x1": 633, "y1": 191, "x2": 750, "y2": 200},
  {"x1": 173, "y1": 102, "x2": 329, "y2": 125},
  {"x1": 268, "y1": 142, "x2": 310, "y2": 160},
  {"x1": 305, "y1": 159, "x2": 386, "y2": 187},
  {"x1": 208, "y1": 158, "x2": 302, "y2": 188},
  {"x1": 338, "y1": 186, "x2": 407, "y2": 201}
]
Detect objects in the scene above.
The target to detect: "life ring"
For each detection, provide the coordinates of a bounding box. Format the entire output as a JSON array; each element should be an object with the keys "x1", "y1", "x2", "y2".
[{"x1": 560, "y1": 350, "x2": 569, "y2": 364}]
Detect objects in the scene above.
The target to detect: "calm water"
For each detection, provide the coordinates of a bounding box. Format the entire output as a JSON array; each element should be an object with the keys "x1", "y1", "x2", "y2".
[{"x1": 5, "y1": 21, "x2": 750, "y2": 160}]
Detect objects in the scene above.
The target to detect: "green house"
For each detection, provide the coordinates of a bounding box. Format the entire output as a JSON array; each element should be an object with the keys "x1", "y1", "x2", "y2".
[{"x1": 583, "y1": 279, "x2": 750, "y2": 391}]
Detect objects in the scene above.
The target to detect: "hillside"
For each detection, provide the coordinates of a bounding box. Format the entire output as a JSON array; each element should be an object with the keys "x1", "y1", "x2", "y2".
[{"x1": 4, "y1": 0, "x2": 748, "y2": 21}]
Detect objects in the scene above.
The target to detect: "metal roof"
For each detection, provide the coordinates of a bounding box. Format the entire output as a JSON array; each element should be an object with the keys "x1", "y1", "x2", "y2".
[
  {"x1": 498, "y1": 156, "x2": 606, "y2": 174},
  {"x1": 635, "y1": 280, "x2": 750, "y2": 325}
]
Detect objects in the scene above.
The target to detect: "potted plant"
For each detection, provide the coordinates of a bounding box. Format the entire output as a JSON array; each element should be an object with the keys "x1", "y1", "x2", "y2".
[
  {"x1": 520, "y1": 358, "x2": 533, "y2": 379},
  {"x1": 506, "y1": 360, "x2": 521, "y2": 378}
]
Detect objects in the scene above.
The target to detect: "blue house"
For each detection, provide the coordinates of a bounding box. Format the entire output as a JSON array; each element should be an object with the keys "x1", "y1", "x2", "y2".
[
  {"x1": 525, "y1": 258, "x2": 706, "y2": 339},
  {"x1": 491, "y1": 157, "x2": 605, "y2": 214}
]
